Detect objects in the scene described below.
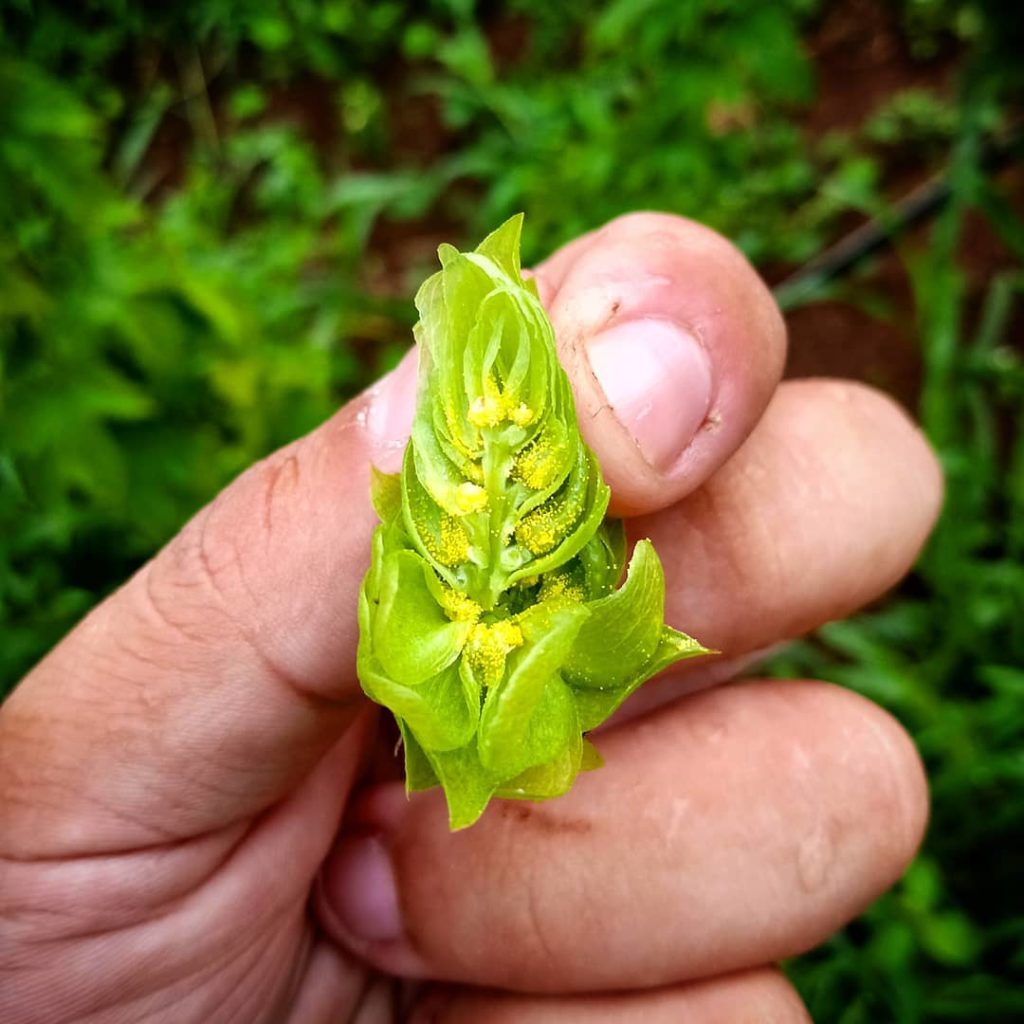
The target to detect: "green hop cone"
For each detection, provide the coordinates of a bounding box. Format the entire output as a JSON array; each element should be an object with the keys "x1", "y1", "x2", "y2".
[{"x1": 358, "y1": 215, "x2": 710, "y2": 828}]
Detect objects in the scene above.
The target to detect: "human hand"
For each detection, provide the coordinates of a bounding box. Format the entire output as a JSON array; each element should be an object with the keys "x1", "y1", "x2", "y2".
[{"x1": 0, "y1": 213, "x2": 941, "y2": 1022}]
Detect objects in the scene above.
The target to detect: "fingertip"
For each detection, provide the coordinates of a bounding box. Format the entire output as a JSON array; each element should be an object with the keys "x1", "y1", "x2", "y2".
[
  {"x1": 817, "y1": 378, "x2": 945, "y2": 534},
  {"x1": 320, "y1": 833, "x2": 405, "y2": 944},
  {"x1": 316, "y1": 785, "x2": 435, "y2": 979},
  {"x1": 540, "y1": 212, "x2": 786, "y2": 515},
  {"x1": 818, "y1": 681, "x2": 930, "y2": 880},
  {"x1": 641, "y1": 377, "x2": 944, "y2": 659}
]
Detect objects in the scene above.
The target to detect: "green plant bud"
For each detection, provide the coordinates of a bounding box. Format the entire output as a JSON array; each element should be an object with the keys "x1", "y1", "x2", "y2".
[{"x1": 358, "y1": 215, "x2": 711, "y2": 828}]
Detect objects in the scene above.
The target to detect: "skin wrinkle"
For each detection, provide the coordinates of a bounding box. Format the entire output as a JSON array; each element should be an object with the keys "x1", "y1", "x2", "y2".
[
  {"x1": 491, "y1": 814, "x2": 550, "y2": 977},
  {"x1": 215, "y1": 918, "x2": 306, "y2": 1024},
  {"x1": 281, "y1": 938, "x2": 367, "y2": 1024},
  {"x1": 100, "y1": 639, "x2": 274, "y2": 841},
  {"x1": 573, "y1": 806, "x2": 651, "y2": 983},
  {"x1": 463, "y1": 823, "x2": 518, "y2": 971},
  {"x1": 35, "y1": 699, "x2": 238, "y2": 850},
  {"x1": 21, "y1": 614, "x2": 245, "y2": 847},
  {"x1": 140, "y1": 707, "x2": 333, "y2": 841},
  {"x1": 503, "y1": 825, "x2": 577, "y2": 987},
  {"x1": 535, "y1": 819, "x2": 611, "y2": 979},
  {"x1": 0, "y1": 835, "x2": 249, "y2": 960},
  {"x1": 8, "y1": 923, "x2": 196, "y2": 1024},
  {"x1": 19, "y1": 742, "x2": 184, "y2": 851},
  {"x1": 32, "y1": 785, "x2": 322, "y2": 1022},
  {"x1": 143, "y1": 556, "x2": 225, "y2": 649},
  {"x1": 78, "y1": 903, "x2": 298, "y2": 1024},
  {"x1": 148, "y1": 495, "x2": 360, "y2": 720},
  {"x1": 261, "y1": 453, "x2": 301, "y2": 540},
  {"x1": 0, "y1": 730, "x2": 64, "y2": 821},
  {"x1": 273, "y1": 916, "x2": 316, "y2": 1014},
  {"x1": 4, "y1": 716, "x2": 364, "y2": 1019},
  {"x1": 90, "y1": 933, "x2": 248, "y2": 1024},
  {"x1": 195, "y1": 492, "x2": 268, "y2": 643},
  {"x1": 212, "y1": 449, "x2": 321, "y2": 619},
  {"x1": 189, "y1": 410, "x2": 373, "y2": 696},
  {"x1": 523, "y1": 859, "x2": 559, "y2": 976},
  {"x1": 160, "y1": 450, "x2": 319, "y2": 668}
]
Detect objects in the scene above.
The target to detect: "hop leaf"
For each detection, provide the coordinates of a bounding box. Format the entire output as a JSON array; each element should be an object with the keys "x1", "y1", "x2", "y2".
[{"x1": 358, "y1": 215, "x2": 710, "y2": 828}]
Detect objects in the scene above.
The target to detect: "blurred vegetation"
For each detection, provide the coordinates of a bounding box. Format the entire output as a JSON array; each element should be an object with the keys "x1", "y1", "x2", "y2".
[{"x1": 0, "y1": 0, "x2": 1021, "y2": 1020}]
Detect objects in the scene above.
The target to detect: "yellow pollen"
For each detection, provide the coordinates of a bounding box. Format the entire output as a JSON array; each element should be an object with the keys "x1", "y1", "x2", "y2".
[
  {"x1": 439, "y1": 589, "x2": 483, "y2": 623},
  {"x1": 420, "y1": 513, "x2": 470, "y2": 566},
  {"x1": 514, "y1": 502, "x2": 561, "y2": 555},
  {"x1": 466, "y1": 376, "x2": 533, "y2": 429},
  {"x1": 464, "y1": 620, "x2": 524, "y2": 685},
  {"x1": 538, "y1": 571, "x2": 585, "y2": 606},
  {"x1": 513, "y1": 434, "x2": 562, "y2": 491},
  {"x1": 467, "y1": 394, "x2": 504, "y2": 428},
  {"x1": 454, "y1": 481, "x2": 488, "y2": 514},
  {"x1": 509, "y1": 403, "x2": 534, "y2": 426}
]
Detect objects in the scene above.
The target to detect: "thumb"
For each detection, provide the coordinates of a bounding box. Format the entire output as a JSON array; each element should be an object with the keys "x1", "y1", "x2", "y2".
[
  {"x1": 538, "y1": 212, "x2": 785, "y2": 515},
  {"x1": 0, "y1": 362, "x2": 417, "y2": 858}
]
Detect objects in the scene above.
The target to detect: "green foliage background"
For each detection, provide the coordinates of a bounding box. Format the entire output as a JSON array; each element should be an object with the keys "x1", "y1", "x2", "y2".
[{"x1": 1, "y1": 0, "x2": 1021, "y2": 1018}]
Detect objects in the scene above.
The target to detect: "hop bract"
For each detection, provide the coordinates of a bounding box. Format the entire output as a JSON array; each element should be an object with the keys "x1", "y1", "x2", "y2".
[{"x1": 358, "y1": 215, "x2": 708, "y2": 828}]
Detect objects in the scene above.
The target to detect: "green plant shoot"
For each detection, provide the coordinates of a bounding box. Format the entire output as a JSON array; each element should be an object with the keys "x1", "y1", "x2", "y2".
[{"x1": 357, "y1": 215, "x2": 709, "y2": 828}]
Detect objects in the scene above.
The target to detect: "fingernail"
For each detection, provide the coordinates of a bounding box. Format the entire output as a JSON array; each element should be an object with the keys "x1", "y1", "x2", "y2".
[
  {"x1": 365, "y1": 350, "x2": 419, "y2": 472},
  {"x1": 586, "y1": 318, "x2": 713, "y2": 470},
  {"x1": 322, "y1": 834, "x2": 404, "y2": 943}
]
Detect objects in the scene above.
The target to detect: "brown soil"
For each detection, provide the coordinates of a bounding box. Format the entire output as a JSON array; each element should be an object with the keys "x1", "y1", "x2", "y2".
[
  {"x1": 802, "y1": 0, "x2": 958, "y2": 136},
  {"x1": 782, "y1": 0, "x2": 1021, "y2": 412}
]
